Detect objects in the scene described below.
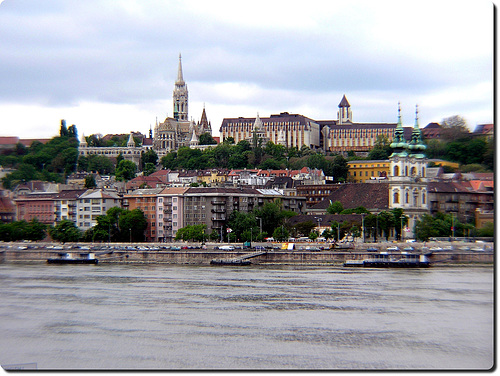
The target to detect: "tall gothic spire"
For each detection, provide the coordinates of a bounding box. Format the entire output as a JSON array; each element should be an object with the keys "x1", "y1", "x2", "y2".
[
  {"x1": 176, "y1": 53, "x2": 184, "y2": 84},
  {"x1": 173, "y1": 53, "x2": 188, "y2": 121}
]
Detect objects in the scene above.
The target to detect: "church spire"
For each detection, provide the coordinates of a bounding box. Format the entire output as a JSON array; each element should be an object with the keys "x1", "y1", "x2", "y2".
[
  {"x1": 176, "y1": 53, "x2": 184, "y2": 84},
  {"x1": 173, "y1": 53, "x2": 188, "y2": 121},
  {"x1": 408, "y1": 104, "x2": 427, "y2": 156},
  {"x1": 389, "y1": 102, "x2": 408, "y2": 156}
]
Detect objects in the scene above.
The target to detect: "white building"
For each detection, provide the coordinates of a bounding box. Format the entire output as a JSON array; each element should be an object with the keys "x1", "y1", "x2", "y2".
[{"x1": 76, "y1": 189, "x2": 122, "y2": 230}]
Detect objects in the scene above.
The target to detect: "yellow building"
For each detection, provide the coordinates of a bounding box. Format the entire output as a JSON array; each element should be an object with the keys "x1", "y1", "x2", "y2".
[
  {"x1": 428, "y1": 159, "x2": 459, "y2": 169},
  {"x1": 347, "y1": 160, "x2": 390, "y2": 183},
  {"x1": 197, "y1": 169, "x2": 228, "y2": 186}
]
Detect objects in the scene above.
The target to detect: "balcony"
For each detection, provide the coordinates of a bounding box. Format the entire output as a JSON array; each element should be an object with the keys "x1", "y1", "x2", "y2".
[
  {"x1": 211, "y1": 216, "x2": 226, "y2": 221},
  {"x1": 211, "y1": 208, "x2": 225, "y2": 213},
  {"x1": 211, "y1": 200, "x2": 225, "y2": 205}
]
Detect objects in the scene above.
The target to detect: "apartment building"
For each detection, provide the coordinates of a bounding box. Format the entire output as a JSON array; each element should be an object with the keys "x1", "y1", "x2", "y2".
[
  {"x1": 123, "y1": 188, "x2": 164, "y2": 242},
  {"x1": 182, "y1": 187, "x2": 306, "y2": 238},
  {"x1": 15, "y1": 192, "x2": 58, "y2": 225},
  {"x1": 77, "y1": 189, "x2": 122, "y2": 231},
  {"x1": 157, "y1": 187, "x2": 189, "y2": 242}
]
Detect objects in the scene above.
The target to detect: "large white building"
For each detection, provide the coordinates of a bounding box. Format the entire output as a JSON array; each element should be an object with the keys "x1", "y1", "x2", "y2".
[{"x1": 219, "y1": 112, "x2": 321, "y2": 149}]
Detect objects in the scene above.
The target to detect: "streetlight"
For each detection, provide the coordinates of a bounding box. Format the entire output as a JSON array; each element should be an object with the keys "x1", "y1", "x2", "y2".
[
  {"x1": 361, "y1": 214, "x2": 366, "y2": 243},
  {"x1": 256, "y1": 217, "x2": 262, "y2": 240}
]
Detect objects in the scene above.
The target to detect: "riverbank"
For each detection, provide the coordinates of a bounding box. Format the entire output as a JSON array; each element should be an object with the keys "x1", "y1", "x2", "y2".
[{"x1": 0, "y1": 241, "x2": 494, "y2": 266}]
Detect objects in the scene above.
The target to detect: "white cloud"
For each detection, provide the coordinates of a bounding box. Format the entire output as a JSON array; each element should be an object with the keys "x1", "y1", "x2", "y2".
[{"x1": 0, "y1": 0, "x2": 493, "y2": 139}]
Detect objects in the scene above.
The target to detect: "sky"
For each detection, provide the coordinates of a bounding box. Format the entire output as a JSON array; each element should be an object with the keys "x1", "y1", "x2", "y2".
[{"x1": 0, "y1": 0, "x2": 494, "y2": 140}]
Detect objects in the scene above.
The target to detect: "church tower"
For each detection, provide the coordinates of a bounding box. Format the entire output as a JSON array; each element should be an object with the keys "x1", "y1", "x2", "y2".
[
  {"x1": 173, "y1": 53, "x2": 188, "y2": 121},
  {"x1": 337, "y1": 95, "x2": 352, "y2": 124},
  {"x1": 197, "y1": 105, "x2": 212, "y2": 135},
  {"x1": 388, "y1": 103, "x2": 428, "y2": 239}
]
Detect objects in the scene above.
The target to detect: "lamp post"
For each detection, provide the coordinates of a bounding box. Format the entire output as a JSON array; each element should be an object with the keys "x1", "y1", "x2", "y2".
[
  {"x1": 256, "y1": 217, "x2": 262, "y2": 239},
  {"x1": 361, "y1": 214, "x2": 366, "y2": 243}
]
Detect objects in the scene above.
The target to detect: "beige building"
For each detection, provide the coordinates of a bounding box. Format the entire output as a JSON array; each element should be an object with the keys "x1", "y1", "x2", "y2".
[{"x1": 220, "y1": 112, "x2": 321, "y2": 149}]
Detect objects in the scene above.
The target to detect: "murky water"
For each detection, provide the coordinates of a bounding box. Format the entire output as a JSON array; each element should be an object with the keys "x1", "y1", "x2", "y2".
[{"x1": 0, "y1": 263, "x2": 494, "y2": 370}]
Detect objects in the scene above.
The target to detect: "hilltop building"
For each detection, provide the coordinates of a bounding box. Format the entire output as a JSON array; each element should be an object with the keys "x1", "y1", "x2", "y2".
[
  {"x1": 220, "y1": 95, "x2": 414, "y2": 155},
  {"x1": 153, "y1": 54, "x2": 213, "y2": 157},
  {"x1": 79, "y1": 54, "x2": 215, "y2": 165},
  {"x1": 220, "y1": 112, "x2": 321, "y2": 149}
]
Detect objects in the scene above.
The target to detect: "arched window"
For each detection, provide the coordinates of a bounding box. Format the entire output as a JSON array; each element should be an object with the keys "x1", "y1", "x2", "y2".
[
  {"x1": 405, "y1": 191, "x2": 409, "y2": 204},
  {"x1": 422, "y1": 167, "x2": 425, "y2": 177},
  {"x1": 393, "y1": 165, "x2": 399, "y2": 176},
  {"x1": 410, "y1": 167, "x2": 417, "y2": 176},
  {"x1": 394, "y1": 191, "x2": 400, "y2": 204},
  {"x1": 422, "y1": 192, "x2": 426, "y2": 205},
  {"x1": 405, "y1": 166, "x2": 408, "y2": 176}
]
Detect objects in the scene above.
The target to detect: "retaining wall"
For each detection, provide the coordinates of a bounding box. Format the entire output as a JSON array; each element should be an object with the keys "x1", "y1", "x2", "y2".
[{"x1": 1, "y1": 248, "x2": 493, "y2": 265}]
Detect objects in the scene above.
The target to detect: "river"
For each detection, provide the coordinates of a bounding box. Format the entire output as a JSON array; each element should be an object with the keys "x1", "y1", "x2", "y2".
[{"x1": 0, "y1": 263, "x2": 494, "y2": 370}]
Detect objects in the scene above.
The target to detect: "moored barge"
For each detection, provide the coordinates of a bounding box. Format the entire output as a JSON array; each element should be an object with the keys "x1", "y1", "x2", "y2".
[{"x1": 344, "y1": 252, "x2": 430, "y2": 268}]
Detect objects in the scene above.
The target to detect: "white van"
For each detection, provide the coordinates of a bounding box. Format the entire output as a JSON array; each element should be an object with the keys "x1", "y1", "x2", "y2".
[{"x1": 219, "y1": 245, "x2": 235, "y2": 251}]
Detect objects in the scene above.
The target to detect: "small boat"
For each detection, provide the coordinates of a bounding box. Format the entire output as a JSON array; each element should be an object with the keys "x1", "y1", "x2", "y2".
[
  {"x1": 344, "y1": 252, "x2": 430, "y2": 268},
  {"x1": 47, "y1": 252, "x2": 98, "y2": 265}
]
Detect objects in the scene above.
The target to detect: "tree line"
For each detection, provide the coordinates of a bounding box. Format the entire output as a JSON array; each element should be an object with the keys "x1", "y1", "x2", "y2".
[
  {"x1": 1, "y1": 120, "x2": 79, "y2": 189},
  {"x1": 0, "y1": 208, "x2": 148, "y2": 243}
]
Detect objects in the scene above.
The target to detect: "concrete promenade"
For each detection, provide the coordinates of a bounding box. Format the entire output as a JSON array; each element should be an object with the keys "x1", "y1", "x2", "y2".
[{"x1": 0, "y1": 240, "x2": 494, "y2": 266}]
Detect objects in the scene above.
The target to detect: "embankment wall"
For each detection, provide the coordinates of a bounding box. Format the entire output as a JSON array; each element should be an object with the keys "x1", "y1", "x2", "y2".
[{"x1": 0, "y1": 248, "x2": 493, "y2": 265}]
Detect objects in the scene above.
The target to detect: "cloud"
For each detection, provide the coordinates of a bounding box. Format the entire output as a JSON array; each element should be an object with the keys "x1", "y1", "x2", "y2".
[{"x1": 0, "y1": 0, "x2": 493, "y2": 139}]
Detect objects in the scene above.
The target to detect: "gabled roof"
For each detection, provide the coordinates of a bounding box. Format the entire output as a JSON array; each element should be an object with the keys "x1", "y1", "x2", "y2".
[{"x1": 79, "y1": 189, "x2": 121, "y2": 200}]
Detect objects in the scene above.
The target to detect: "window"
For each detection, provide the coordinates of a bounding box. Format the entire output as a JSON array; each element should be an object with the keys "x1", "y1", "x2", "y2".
[{"x1": 394, "y1": 191, "x2": 399, "y2": 204}]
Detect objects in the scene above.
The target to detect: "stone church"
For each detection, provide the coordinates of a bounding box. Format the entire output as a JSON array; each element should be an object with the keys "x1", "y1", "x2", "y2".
[
  {"x1": 79, "y1": 54, "x2": 213, "y2": 165},
  {"x1": 153, "y1": 54, "x2": 212, "y2": 157}
]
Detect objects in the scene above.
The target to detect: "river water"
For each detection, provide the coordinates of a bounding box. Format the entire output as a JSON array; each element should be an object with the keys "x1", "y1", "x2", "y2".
[{"x1": 0, "y1": 263, "x2": 494, "y2": 370}]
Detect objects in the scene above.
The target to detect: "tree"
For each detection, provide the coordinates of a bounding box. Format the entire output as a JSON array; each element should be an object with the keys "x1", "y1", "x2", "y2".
[
  {"x1": 87, "y1": 155, "x2": 115, "y2": 175},
  {"x1": 377, "y1": 211, "x2": 395, "y2": 241},
  {"x1": 441, "y1": 115, "x2": 470, "y2": 140},
  {"x1": 294, "y1": 220, "x2": 317, "y2": 237},
  {"x1": 272, "y1": 226, "x2": 289, "y2": 241},
  {"x1": 327, "y1": 201, "x2": 344, "y2": 214},
  {"x1": 59, "y1": 119, "x2": 68, "y2": 137},
  {"x1": 115, "y1": 160, "x2": 137, "y2": 181},
  {"x1": 331, "y1": 155, "x2": 349, "y2": 182},
  {"x1": 253, "y1": 199, "x2": 297, "y2": 237},
  {"x1": 199, "y1": 133, "x2": 217, "y2": 145},
  {"x1": 308, "y1": 230, "x2": 319, "y2": 240},
  {"x1": 391, "y1": 208, "x2": 407, "y2": 240},
  {"x1": 118, "y1": 209, "x2": 148, "y2": 242},
  {"x1": 141, "y1": 149, "x2": 158, "y2": 170},
  {"x1": 85, "y1": 174, "x2": 97, "y2": 189},
  {"x1": 49, "y1": 220, "x2": 82, "y2": 243},
  {"x1": 368, "y1": 134, "x2": 392, "y2": 160},
  {"x1": 143, "y1": 162, "x2": 156, "y2": 177},
  {"x1": 175, "y1": 224, "x2": 207, "y2": 242},
  {"x1": 68, "y1": 124, "x2": 78, "y2": 139},
  {"x1": 227, "y1": 211, "x2": 259, "y2": 242}
]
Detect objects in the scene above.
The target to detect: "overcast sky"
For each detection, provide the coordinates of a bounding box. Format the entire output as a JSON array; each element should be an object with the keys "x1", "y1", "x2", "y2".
[{"x1": 0, "y1": 0, "x2": 493, "y2": 140}]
